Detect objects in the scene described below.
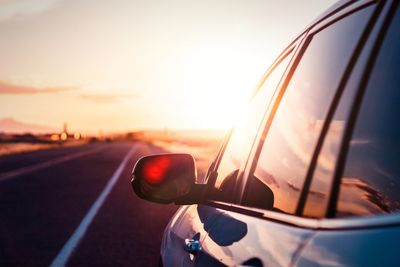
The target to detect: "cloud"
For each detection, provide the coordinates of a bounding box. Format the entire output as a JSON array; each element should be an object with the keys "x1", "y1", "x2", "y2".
[
  {"x1": 0, "y1": 80, "x2": 137, "y2": 103},
  {"x1": 0, "y1": 0, "x2": 61, "y2": 22},
  {"x1": 79, "y1": 93, "x2": 136, "y2": 103},
  {"x1": 0, "y1": 80, "x2": 77, "y2": 94}
]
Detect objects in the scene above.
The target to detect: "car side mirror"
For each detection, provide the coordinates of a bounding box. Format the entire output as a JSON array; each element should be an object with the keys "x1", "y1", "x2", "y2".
[{"x1": 131, "y1": 153, "x2": 199, "y2": 204}]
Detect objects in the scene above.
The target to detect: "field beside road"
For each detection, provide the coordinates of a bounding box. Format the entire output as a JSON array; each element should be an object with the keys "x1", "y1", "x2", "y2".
[{"x1": 0, "y1": 140, "x2": 88, "y2": 157}]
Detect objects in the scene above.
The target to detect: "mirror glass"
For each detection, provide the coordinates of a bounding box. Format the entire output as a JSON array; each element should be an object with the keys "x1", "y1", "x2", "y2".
[{"x1": 132, "y1": 153, "x2": 196, "y2": 203}]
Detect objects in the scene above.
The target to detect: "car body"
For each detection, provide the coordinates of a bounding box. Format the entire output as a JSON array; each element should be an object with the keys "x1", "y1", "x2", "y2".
[{"x1": 132, "y1": 0, "x2": 400, "y2": 266}]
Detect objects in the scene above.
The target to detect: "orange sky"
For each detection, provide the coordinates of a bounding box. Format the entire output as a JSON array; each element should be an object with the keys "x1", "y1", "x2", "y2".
[{"x1": 0, "y1": 0, "x2": 335, "y2": 133}]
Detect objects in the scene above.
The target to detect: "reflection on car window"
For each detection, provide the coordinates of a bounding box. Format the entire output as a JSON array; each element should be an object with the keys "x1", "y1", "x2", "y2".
[
  {"x1": 337, "y1": 8, "x2": 400, "y2": 217},
  {"x1": 250, "y1": 6, "x2": 374, "y2": 214},
  {"x1": 303, "y1": 119, "x2": 345, "y2": 218},
  {"x1": 304, "y1": 6, "x2": 376, "y2": 218},
  {"x1": 212, "y1": 51, "x2": 293, "y2": 202}
]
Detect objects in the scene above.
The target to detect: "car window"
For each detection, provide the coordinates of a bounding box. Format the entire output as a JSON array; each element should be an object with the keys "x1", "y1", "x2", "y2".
[
  {"x1": 211, "y1": 50, "x2": 293, "y2": 202},
  {"x1": 246, "y1": 6, "x2": 375, "y2": 214},
  {"x1": 336, "y1": 6, "x2": 400, "y2": 218},
  {"x1": 303, "y1": 6, "x2": 376, "y2": 218}
]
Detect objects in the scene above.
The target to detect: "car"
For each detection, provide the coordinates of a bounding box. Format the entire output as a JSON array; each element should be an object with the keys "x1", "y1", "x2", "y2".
[{"x1": 131, "y1": 0, "x2": 400, "y2": 266}]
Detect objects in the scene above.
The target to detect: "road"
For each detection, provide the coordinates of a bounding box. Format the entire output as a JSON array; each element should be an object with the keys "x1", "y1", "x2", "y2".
[{"x1": 0, "y1": 142, "x2": 179, "y2": 266}]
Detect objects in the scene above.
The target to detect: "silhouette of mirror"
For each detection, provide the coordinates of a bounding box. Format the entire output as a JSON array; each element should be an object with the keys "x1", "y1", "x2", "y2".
[
  {"x1": 131, "y1": 153, "x2": 196, "y2": 203},
  {"x1": 242, "y1": 175, "x2": 274, "y2": 210},
  {"x1": 197, "y1": 205, "x2": 248, "y2": 246}
]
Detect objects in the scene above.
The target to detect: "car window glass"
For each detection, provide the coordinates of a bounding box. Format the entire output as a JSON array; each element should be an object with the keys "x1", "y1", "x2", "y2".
[
  {"x1": 302, "y1": 121, "x2": 346, "y2": 218},
  {"x1": 248, "y1": 6, "x2": 374, "y2": 214},
  {"x1": 303, "y1": 6, "x2": 375, "y2": 218},
  {"x1": 337, "y1": 7, "x2": 400, "y2": 217},
  {"x1": 212, "y1": 51, "x2": 293, "y2": 202}
]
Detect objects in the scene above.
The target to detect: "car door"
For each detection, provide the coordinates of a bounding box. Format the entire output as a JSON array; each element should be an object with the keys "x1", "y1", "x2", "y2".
[{"x1": 199, "y1": 2, "x2": 378, "y2": 266}]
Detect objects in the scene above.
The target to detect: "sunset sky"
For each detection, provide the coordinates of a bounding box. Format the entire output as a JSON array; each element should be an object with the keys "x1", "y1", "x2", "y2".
[{"x1": 0, "y1": 0, "x2": 335, "y2": 133}]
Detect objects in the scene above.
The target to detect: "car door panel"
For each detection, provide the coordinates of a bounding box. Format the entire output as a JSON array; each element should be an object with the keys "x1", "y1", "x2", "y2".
[
  {"x1": 201, "y1": 208, "x2": 314, "y2": 267},
  {"x1": 294, "y1": 225, "x2": 400, "y2": 267}
]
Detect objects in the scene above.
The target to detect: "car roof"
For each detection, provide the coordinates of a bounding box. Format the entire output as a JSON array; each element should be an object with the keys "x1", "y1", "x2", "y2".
[{"x1": 292, "y1": 0, "x2": 373, "y2": 41}]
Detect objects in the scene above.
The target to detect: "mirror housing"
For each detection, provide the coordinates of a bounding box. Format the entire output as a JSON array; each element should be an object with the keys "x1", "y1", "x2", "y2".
[{"x1": 131, "y1": 153, "x2": 200, "y2": 204}]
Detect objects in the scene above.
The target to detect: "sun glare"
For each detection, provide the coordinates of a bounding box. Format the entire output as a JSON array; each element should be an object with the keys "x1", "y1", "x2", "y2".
[{"x1": 157, "y1": 35, "x2": 262, "y2": 131}]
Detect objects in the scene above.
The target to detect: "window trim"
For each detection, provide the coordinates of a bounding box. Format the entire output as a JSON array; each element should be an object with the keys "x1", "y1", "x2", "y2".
[
  {"x1": 235, "y1": 45, "x2": 298, "y2": 203},
  {"x1": 307, "y1": 0, "x2": 377, "y2": 35},
  {"x1": 208, "y1": 40, "x2": 302, "y2": 180},
  {"x1": 201, "y1": 200, "x2": 400, "y2": 230}
]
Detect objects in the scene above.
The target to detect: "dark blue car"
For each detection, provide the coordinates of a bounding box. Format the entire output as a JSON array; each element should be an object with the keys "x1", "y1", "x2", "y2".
[{"x1": 132, "y1": 0, "x2": 400, "y2": 266}]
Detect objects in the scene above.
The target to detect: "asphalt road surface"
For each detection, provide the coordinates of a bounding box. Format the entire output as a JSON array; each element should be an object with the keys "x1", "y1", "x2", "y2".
[{"x1": 0, "y1": 142, "x2": 179, "y2": 266}]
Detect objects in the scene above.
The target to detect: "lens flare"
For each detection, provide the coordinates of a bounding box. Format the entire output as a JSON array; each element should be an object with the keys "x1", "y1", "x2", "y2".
[{"x1": 142, "y1": 157, "x2": 171, "y2": 185}]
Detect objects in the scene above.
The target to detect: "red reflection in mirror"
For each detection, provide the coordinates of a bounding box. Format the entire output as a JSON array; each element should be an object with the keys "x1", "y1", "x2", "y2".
[{"x1": 142, "y1": 157, "x2": 171, "y2": 185}]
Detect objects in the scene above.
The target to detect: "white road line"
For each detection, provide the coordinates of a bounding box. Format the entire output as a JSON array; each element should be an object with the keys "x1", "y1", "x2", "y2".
[
  {"x1": 49, "y1": 145, "x2": 137, "y2": 267},
  {"x1": 0, "y1": 146, "x2": 106, "y2": 183}
]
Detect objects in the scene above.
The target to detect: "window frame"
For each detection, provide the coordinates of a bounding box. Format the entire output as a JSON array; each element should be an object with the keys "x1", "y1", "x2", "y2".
[
  {"x1": 237, "y1": 37, "x2": 307, "y2": 210},
  {"x1": 231, "y1": 0, "x2": 387, "y2": 225},
  {"x1": 328, "y1": 0, "x2": 400, "y2": 218}
]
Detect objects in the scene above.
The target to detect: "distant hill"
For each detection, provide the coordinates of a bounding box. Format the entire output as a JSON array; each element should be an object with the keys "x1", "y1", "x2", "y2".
[{"x1": 0, "y1": 118, "x2": 57, "y2": 134}]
